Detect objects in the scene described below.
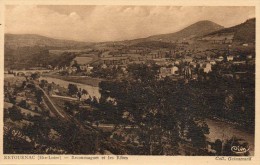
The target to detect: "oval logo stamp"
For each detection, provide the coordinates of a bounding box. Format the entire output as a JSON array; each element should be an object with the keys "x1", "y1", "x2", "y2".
[{"x1": 231, "y1": 145, "x2": 250, "y2": 154}]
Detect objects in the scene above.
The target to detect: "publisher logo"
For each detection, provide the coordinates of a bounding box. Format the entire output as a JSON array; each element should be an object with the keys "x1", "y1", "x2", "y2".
[{"x1": 231, "y1": 145, "x2": 250, "y2": 154}]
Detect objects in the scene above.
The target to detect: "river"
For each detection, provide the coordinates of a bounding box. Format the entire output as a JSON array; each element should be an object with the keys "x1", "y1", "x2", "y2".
[{"x1": 206, "y1": 118, "x2": 254, "y2": 155}]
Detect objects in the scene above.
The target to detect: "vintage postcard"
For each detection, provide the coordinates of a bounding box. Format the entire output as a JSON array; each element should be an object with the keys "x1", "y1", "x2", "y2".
[{"x1": 0, "y1": 0, "x2": 259, "y2": 164}]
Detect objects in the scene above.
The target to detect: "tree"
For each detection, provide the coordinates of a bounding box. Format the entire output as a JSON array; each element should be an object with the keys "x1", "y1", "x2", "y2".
[
  {"x1": 4, "y1": 127, "x2": 34, "y2": 154},
  {"x1": 59, "y1": 123, "x2": 97, "y2": 154},
  {"x1": 34, "y1": 106, "x2": 39, "y2": 112},
  {"x1": 26, "y1": 83, "x2": 36, "y2": 89},
  {"x1": 71, "y1": 60, "x2": 81, "y2": 73},
  {"x1": 82, "y1": 89, "x2": 88, "y2": 95},
  {"x1": 64, "y1": 101, "x2": 79, "y2": 115},
  {"x1": 39, "y1": 80, "x2": 48, "y2": 88},
  {"x1": 8, "y1": 95, "x2": 16, "y2": 105},
  {"x1": 127, "y1": 63, "x2": 159, "y2": 82},
  {"x1": 60, "y1": 70, "x2": 69, "y2": 76},
  {"x1": 31, "y1": 73, "x2": 40, "y2": 80},
  {"x1": 21, "y1": 81, "x2": 27, "y2": 89},
  {"x1": 212, "y1": 139, "x2": 223, "y2": 155},
  {"x1": 4, "y1": 108, "x2": 9, "y2": 120},
  {"x1": 99, "y1": 72, "x2": 209, "y2": 155},
  {"x1": 47, "y1": 84, "x2": 52, "y2": 94},
  {"x1": 35, "y1": 90, "x2": 44, "y2": 104},
  {"x1": 68, "y1": 84, "x2": 78, "y2": 96},
  {"x1": 77, "y1": 91, "x2": 82, "y2": 100},
  {"x1": 18, "y1": 100, "x2": 30, "y2": 109},
  {"x1": 186, "y1": 120, "x2": 209, "y2": 148},
  {"x1": 8, "y1": 106, "x2": 23, "y2": 121}
]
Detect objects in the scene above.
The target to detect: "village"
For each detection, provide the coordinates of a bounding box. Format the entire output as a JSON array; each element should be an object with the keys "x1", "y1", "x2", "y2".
[{"x1": 44, "y1": 40, "x2": 254, "y2": 85}]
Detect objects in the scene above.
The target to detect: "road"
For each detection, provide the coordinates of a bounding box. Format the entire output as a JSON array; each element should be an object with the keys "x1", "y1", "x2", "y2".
[
  {"x1": 37, "y1": 85, "x2": 67, "y2": 119},
  {"x1": 51, "y1": 94, "x2": 78, "y2": 101},
  {"x1": 92, "y1": 123, "x2": 136, "y2": 130},
  {"x1": 36, "y1": 85, "x2": 99, "y2": 132}
]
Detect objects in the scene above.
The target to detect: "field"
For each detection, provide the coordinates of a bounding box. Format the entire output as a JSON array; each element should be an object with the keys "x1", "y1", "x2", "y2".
[
  {"x1": 49, "y1": 49, "x2": 92, "y2": 55},
  {"x1": 43, "y1": 74, "x2": 103, "y2": 87},
  {"x1": 59, "y1": 76, "x2": 103, "y2": 87},
  {"x1": 73, "y1": 56, "x2": 94, "y2": 65}
]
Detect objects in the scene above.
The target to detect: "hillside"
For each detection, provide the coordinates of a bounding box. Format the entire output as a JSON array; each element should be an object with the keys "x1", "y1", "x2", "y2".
[
  {"x1": 202, "y1": 18, "x2": 255, "y2": 43},
  {"x1": 146, "y1": 20, "x2": 224, "y2": 42},
  {"x1": 4, "y1": 45, "x2": 77, "y2": 70},
  {"x1": 5, "y1": 34, "x2": 92, "y2": 49}
]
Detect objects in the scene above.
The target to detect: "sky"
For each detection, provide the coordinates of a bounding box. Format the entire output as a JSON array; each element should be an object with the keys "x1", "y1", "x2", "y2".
[{"x1": 5, "y1": 5, "x2": 255, "y2": 42}]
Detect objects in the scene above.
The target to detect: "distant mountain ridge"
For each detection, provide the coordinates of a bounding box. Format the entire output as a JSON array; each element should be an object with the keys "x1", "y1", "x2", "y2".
[
  {"x1": 5, "y1": 18, "x2": 255, "y2": 49},
  {"x1": 112, "y1": 20, "x2": 224, "y2": 46},
  {"x1": 5, "y1": 33, "x2": 92, "y2": 49}
]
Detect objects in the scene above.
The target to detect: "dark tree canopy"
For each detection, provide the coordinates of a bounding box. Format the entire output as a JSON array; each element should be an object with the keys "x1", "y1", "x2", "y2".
[
  {"x1": 68, "y1": 84, "x2": 78, "y2": 96},
  {"x1": 8, "y1": 106, "x2": 23, "y2": 121}
]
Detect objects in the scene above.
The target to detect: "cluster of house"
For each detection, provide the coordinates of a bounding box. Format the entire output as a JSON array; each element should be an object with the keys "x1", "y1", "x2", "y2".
[
  {"x1": 158, "y1": 52, "x2": 254, "y2": 80},
  {"x1": 57, "y1": 65, "x2": 94, "y2": 75},
  {"x1": 158, "y1": 59, "x2": 212, "y2": 80},
  {"x1": 53, "y1": 47, "x2": 254, "y2": 78}
]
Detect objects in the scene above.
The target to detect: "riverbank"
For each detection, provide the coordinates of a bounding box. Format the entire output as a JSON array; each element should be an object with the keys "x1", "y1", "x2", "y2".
[
  {"x1": 208, "y1": 116, "x2": 254, "y2": 134},
  {"x1": 39, "y1": 76, "x2": 101, "y2": 99},
  {"x1": 41, "y1": 74, "x2": 104, "y2": 87},
  {"x1": 206, "y1": 118, "x2": 254, "y2": 155}
]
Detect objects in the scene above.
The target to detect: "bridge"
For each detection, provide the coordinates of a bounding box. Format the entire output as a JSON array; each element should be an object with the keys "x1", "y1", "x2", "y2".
[{"x1": 11, "y1": 69, "x2": 51, "y2": 76}]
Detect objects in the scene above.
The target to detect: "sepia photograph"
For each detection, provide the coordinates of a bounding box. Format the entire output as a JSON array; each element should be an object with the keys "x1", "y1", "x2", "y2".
[{"x1": 1, "y1": 3, "x2": 257, "y2": 159}]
